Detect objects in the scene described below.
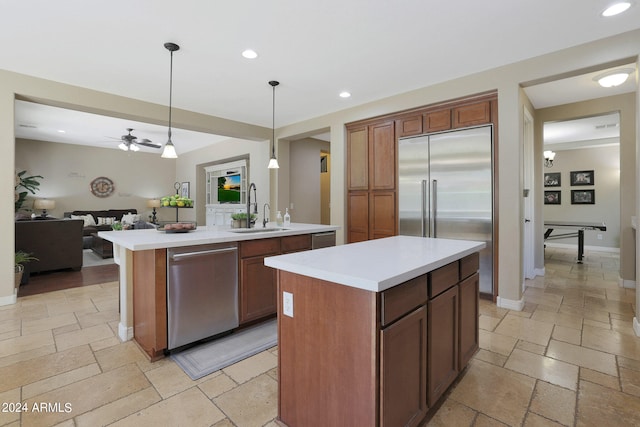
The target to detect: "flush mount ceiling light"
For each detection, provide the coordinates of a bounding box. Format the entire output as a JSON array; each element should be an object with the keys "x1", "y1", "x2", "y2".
[
  {"x1": 594, "y1": 68, "x2": 634, "y2": 87},
  {"x1": 242, "y1": 49, "x2": 258, "y2": 59},
  {"x1": 161, "y1": 42, "x2": 180, "y2": 159},
  {"x1": 602, "y1": 1, "x2": 632, "y2": 16},
  {"x1": 268, "y1": 80, "x2": 280, "y2": 169},
  {"x1": 339, "y1": 91, "x2": 351, "y2": 98}
]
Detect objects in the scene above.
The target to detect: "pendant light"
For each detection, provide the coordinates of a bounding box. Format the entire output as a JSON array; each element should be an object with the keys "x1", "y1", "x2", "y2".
[
  {"x1": 268, "y1": 80, "x2": 280, "y2": 169},
  {"x1": 161, "y1": 42, "x2": 179, "y2": 159}
]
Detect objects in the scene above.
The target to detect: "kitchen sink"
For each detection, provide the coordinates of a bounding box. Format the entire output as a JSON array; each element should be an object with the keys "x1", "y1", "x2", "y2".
[{"x1": 229, "y1": 227, "x2": 289, "y2": 234}]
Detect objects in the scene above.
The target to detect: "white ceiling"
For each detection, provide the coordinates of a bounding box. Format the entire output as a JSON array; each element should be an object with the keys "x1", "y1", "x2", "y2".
[{"x1": 5, "y1": 1, "x2": 640, "y2": 152}]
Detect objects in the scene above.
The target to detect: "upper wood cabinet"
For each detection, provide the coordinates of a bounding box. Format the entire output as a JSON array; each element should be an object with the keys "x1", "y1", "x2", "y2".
[
  {"x1": 424, "y1": 109, "x2": 451, "y2": 132},
  {"x1": 396, "y1": 115, "x2": 423, "y2": 138},
  {"x1": 347, "y1": 126, "x2": 368, "y2": 191},
  {"x1": 452, "y1": 101, "x2": 491, "y2": 128},
  {"x1": 368, "y1": 120, "x2": 396, "y2": 191}
]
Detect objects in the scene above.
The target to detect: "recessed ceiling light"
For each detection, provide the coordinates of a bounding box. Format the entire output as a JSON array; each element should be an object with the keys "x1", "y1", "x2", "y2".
[
  {"x1": 242, "y1": 49, "x2": 258, "y2": 59},
  {"x1": 602, "y1": 1, "x2": 631, "y2": 16},
  {"x1": 339, "y1": 91, "x2": 351, "y2": 98},
  {"x1": 57, "y1": 129, "x2": 66, "y2": 133},
  {"x1": 593, "y1": 68, "x2": 634, "y2": 87}
]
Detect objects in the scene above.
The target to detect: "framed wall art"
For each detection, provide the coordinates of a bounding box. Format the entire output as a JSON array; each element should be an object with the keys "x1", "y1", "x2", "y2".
[
  {"x1": 544, "y1": 190, "x2": 561, "y2": 205},
  {"x1": 570, "y1": 170, "x2": 594, "y2": 186},
  {"x1": 571, "y1": 189, "x2": 595, "y2": 204},
  {"x1": 181, "y1": 182, "x2": 190, "y2": 198},
  {"x1": 544, "y1": 172, "x2": 561, "y2": 187}
]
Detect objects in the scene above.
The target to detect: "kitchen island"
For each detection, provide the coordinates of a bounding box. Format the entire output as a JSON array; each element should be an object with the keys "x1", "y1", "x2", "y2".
[
  {"x1": 264, "y1": 235, "x2": 485, "y2": 427},
  {"x1": 99, "y1": 222, "x2": 338, "y2": 359}
]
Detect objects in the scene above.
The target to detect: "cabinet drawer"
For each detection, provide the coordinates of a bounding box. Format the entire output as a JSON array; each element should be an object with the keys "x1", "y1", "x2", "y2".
[
  {"x1": 239, "y1": 238, "x2": 280, "y2": 258},
  {"x1": 459, "y1": 252, "x2": 479, "y2": 280},
  {"x1": 281, "y1": 234, "x2": 311, "y2": 253},
  {"x1": 428, "y1": 261, "x2": 459, "y2": 299},
  {"x1": 381, "y1": 274, "x2": 428, "y2": 326}
]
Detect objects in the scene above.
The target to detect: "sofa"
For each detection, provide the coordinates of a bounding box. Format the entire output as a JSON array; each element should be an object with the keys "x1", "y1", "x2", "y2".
[
  {"x1": 64, "y1": 209, "x2": 140, "y2": 248},
  {"x1": 15, "y1": 218, "x2": 84, "y2": 283}
]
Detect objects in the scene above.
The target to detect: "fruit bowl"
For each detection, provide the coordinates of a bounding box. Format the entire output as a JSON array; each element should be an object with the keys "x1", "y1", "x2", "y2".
[{"x1": 157, "y1": 221, "x2": 197, "y2": 233}]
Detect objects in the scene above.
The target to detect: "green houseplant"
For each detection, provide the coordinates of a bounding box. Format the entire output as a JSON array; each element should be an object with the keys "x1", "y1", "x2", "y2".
[
  {"x1": 15, "y1": 170, "x2": 43, "y2": 212},
  {"x1": 230, "y1": 212, "x2": 257, "y2": 228},
  {"x1": 15, "y1": 251, "x2": 38, "y2": 288}
]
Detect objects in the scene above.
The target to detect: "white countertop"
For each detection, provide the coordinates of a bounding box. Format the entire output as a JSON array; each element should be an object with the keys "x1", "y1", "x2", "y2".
[
  {"x1": 98, "y1": 222, "x2": 339, "y2": 251},
  {"x1": 264, "y1": 235, "x2": 486, "y2": 292}
]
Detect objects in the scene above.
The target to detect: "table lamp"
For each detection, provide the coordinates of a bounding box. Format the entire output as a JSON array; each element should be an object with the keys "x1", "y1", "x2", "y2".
[
  {"x1": 147, "y1": 199, "x2": 161, "y2": 224},
  {"x1": 33, "y1": 199, "x2": 55, "y2": 218}
]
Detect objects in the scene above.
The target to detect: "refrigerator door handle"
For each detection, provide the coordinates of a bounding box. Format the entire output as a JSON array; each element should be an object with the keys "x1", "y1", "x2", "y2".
[
  {"x1": 421, "y1": 179, "x2": 428, "y2": 237},
  {"x1": 432, "y1": 179, "x2": 438, "y2": 238}
]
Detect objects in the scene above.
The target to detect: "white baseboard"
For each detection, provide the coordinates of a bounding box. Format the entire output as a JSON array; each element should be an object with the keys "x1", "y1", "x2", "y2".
[
  {"x1": 0, "y1": 291, "x2": 17, "y2": 307},
  {"x1": 118, "y1": 323, "x2": 133, "y2": 342},
  {"x1": 544, "y1": 242, "x2": 620, "y2": 253},
  {"x1": 497, "y1": 296, "x2": 524, "y2": 311},
  {"x1": 619, "y1": 277, "x2": 636, "y2": 289},
  {"x1": 534, "y1": 267, "x2": 545, "y2": 277},
  {"x1": 634, "y1": 317, "x2": 640, "y2": 338}
]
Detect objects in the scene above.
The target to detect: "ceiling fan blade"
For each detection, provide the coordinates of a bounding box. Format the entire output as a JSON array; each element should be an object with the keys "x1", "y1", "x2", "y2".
[{"x1": 136, "y1": 139, "x2": 161, "y2": 149}]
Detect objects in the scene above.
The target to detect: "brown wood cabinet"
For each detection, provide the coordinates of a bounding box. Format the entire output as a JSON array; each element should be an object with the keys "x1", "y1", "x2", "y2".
[
  {"x1": 346, "y1": 119, "x2": 397, "y2": 241},
  {"x1": 239, "y1": 235, "x2": 312, "y2": 324},
  {"x1": 277, "y1": 251, "x2": 481, "y2": 427},
  {"x1": 346, "y1": 93, "x2": 497, "y2": 250}
]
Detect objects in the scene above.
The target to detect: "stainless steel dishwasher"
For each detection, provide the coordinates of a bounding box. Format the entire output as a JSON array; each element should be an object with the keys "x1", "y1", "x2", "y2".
[{"x1": 167, "y1": 242, "x2": 238, "y2": 350}]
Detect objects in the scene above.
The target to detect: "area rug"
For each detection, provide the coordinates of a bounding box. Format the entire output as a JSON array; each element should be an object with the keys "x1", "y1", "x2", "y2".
[
  {"x1": 83, "y1": 249, "x2": 115, "y2": 267},
  {"x1": 171, "y1": 318, "x2": 277, "y2": 380}
]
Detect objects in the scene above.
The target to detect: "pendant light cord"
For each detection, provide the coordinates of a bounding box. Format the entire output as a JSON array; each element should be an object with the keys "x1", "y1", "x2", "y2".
[
  {"x1": 168, "y1": 49, "x2": 173, "y2": 142},
  {"x1": 272, "y1": 84, "x2": 275, "y2": 157}
]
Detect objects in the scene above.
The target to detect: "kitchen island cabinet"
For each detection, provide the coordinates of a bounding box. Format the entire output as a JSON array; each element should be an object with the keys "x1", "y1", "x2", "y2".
[
  {"x1": 98, "y1": 223, "x2": 337, "y2": 359},
  {"x1": 264, "y1": 235, "x2": 484, "y2": 427}
]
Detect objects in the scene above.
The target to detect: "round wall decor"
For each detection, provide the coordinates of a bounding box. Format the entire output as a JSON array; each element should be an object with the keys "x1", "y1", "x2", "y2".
[{"x1": 90, "y1": 176, "x2": 114, "y2": 198}]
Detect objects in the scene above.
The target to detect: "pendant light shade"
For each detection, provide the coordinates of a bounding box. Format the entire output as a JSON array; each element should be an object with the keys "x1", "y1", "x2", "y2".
[
  {"x1": 161, "y1": 42, "x2": 180, "y2": 159},
  {"x1": 268, "y1": 80, "x2": 280, "y2": 169}
]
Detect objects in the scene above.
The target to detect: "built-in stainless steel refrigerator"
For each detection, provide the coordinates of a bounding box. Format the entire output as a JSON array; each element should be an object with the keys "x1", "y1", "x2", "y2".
[{"x1": 399, "y1": 125, "x2": 494, "y2": 295}]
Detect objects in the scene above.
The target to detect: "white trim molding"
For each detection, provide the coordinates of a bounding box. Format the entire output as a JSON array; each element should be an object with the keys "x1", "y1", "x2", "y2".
[
  {"x1": 619, "y1": 277, "x2": 636, "y2": 289},
  {"x1": 534, "y1": 267, "x2": 545, "y2": 277},
  {"x1": 118, "y1": 323, "x2": 134, "y2": 342},
  {"x1": 0, "y1": 291, "x2": 17, "y2": 307},
  {"x1": 497, "y1": 296, "x2": 525, "y2": 311},
  {"x1": 634, "y1": 317, "x2": 640, "y2": 338}
]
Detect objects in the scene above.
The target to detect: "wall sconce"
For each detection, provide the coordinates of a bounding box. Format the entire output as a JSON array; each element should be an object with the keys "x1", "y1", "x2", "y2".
[
  {"x1": 147, "y1": 198, "x2": 161, "y2": 224},
  {"x1": 544, "y1": 150, "x2": 556, "y2": 168},
  {"x1": 33, "y1": 198, "x2": 56, "y2": 217}
]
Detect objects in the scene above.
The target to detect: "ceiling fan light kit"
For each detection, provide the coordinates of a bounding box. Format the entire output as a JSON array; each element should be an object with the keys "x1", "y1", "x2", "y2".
[{"x1": 162, "y1": 42, "x2": 180, "y2": 159}]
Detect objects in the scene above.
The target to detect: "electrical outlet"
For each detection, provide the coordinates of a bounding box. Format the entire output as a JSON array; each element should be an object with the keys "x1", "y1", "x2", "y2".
[
  {"x1": 597, "y1": 234, "x2": 603, "y2": 240},
  {"x1": 283, "y1": 291, "x2": 294, "y2": 317}
]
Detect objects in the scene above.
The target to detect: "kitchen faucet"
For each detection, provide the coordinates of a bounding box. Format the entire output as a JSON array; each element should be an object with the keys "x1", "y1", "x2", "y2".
[
  {"x1": 246, "y1": 183, "x2": 257, "y2": 228},
  {"x1": 263, "y1": 203, "x2": 271, "y2": 228}
]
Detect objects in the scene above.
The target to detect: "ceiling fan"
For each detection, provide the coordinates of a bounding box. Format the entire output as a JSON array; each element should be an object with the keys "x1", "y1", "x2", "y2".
[{"x1": 117, "y1": 128, "x2": 161, "y2": 151}]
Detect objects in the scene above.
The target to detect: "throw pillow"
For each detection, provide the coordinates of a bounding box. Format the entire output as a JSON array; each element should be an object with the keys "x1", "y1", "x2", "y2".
[
  {"x1": 97, "y1": 216, "x2": 116, "y2": 226},
  {"x1": 121, "y1": 212, "x2": 140, "y2": 225},
  {"x1": 72, "y1": 214, "x2": 96, "y2": 227}
]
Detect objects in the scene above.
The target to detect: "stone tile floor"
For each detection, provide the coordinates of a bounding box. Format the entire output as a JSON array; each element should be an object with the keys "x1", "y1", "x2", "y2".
[{"x1": 0, "y1": 246, "x2": 638, "y2": 426}]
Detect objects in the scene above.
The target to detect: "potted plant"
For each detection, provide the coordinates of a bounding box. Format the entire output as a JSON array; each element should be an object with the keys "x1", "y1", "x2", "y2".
[
  {"x1": 15, "y1": 170, "x2": 43, "y2": 213},
  {"x1": 15, "y1": 251, "x2": 38, "y2": 288},
  {"x1": 231, "y1": 212, "x2": 257, "y2": 228}
]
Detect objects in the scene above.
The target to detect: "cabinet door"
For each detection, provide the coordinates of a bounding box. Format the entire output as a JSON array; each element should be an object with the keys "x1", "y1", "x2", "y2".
[
  {"x1": 369, "y1": 191, "x2": 396, "y2": 239},
  {"x1": 239, "y1": 255, "x2": 278, "y2": 323},
  {"x1": 348, "y1": 192, "x2": 369, "y2": 243},
  {"x1": 427, "y1": 285, "x2": 459, "y2": 407},
  {"x1": 424, "y1": 109, "x2": 451, "y2": 132},
  {"x1": 458, "y1": 272, "x2": 479, "y2": 370},
  {"x1": 369, "y1": 120, "x2": 396, "y2": 191},
  {"x1": 396, "y1": 115, "x2": 423, "y2": 137},
  {"x1": 380, "y1": 306, "x2": 428, "y2": 427},
  {"x1": 452, "y1": 101, "x2": 491, "y2": 128},
  {"x1": 347, "y1": 126, "x2": 369, "y2": 190}
]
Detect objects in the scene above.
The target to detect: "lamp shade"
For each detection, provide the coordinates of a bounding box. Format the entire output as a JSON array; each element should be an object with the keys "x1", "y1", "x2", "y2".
[
  {"x1": 147, "y1": 198, "x2": 161, "y2": 208},
  {"x1": 34, "y1": 199, "x2": 55, "y2": 210}
]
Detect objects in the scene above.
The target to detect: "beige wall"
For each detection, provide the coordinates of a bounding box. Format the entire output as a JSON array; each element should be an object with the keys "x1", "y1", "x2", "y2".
[
  {"x1": 542, "y1": 145, "x2": 621, "y2": 248},
  {"x1": 536, "y1": 93, "x2": 636, "y2": 281},
  {"x1": 16, "y1": 139, "x2": 176, "y2": 222},
  {"x1": 2, "y1": 29, "x2": 640, "y2": 309},
  {"x1": 289, "y1": 138, "x2": 330, "y2": 224}
]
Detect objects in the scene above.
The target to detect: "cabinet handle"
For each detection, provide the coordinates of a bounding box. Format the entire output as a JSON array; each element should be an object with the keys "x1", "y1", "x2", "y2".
[{"x1": 170, "y1": 247, "x2": 237, "y2": 261}]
